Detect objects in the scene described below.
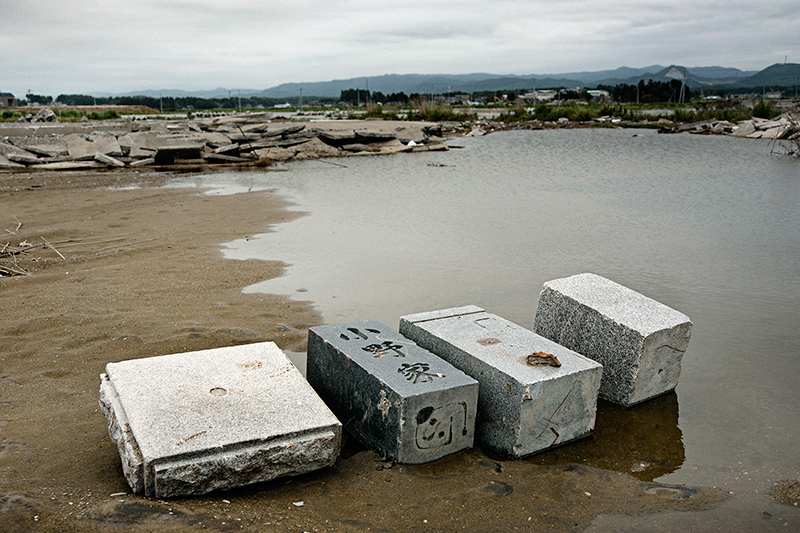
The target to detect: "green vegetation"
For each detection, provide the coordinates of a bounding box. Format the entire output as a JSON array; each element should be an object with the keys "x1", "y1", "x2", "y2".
[
  {"x1": 596, "y1": 79, "x2": 694, "y2": 103},
  {"x1": 752, "y1": 100, "x2": 780, "y2": 119},
  {"x1": 408, "y1": 100, "x2": 475, "y2": 122}
]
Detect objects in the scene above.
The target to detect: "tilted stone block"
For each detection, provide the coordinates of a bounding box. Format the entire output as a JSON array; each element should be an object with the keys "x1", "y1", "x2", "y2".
[
  {"x1": 400, "y1": 306, "x2": 602, "y2": 458},
  {"x1": 307, "y1": 321, "x2": 479, "y2": 464},
  {"x1": 534, "y1": 273, "x2": 693, "y2": 407},
  {"x1": 99, "y1": 342, "x2": 341, "y2": 498}
]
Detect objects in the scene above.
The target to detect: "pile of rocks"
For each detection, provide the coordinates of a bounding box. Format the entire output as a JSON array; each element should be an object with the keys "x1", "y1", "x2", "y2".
[
  {"x1": 660, "y1": 111, "x2": 799, "y2": 141},
  {"x1": 0, "y1": 116, "x2": 448, "y2": 170},
  {"x1": 13, "y1": 108, "x2": 58, "y2": 123}
]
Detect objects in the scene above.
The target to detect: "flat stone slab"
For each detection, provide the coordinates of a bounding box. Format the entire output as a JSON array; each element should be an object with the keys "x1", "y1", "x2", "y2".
[
  {"x1": 99, "y1": 342, "x2": 341, "y2": 498},
  {"x1": 307, "y1": 321, "x2": 479, "y2": 464},
  {"x1": 533, "y1": 273, "x2": 692, "y2": 406},
  {"x1": 0, "y1": 154, "x2": 25, "y2": 168},
  {"x1": 400, "y1": 306, "x2": 602, "y2": 458}
]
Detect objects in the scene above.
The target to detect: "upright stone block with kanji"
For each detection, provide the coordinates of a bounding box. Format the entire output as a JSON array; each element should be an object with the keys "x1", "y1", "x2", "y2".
[
  {"x1": 400, "y1": 306, "x2": 603, "y2": 458},
  {"x1": 306, "y1": 321, "x2": 479, "y2": 464},
  {"x1": 533, "y1": 273, "x2": 693, "y2": 407}
]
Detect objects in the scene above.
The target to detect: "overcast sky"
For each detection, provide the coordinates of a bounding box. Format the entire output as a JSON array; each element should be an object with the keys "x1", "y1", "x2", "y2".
[{"x1": 2, "y1": 0, "x2": 798, "y2": 98}]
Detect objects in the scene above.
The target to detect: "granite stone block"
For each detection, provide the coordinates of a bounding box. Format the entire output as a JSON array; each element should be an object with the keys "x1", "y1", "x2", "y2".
[
  {"x1": 533, "y1": 273, "x2": 693, "y2": 406},
  {"x1": 307, "y1": 321, "x2": 479, "y2": 464},
  {"x1": 99, "y1": 342, "x2": 341, "y2": 498},
  {"x1": 400, "y1": 306, "x2": 603, "y2": 458}
]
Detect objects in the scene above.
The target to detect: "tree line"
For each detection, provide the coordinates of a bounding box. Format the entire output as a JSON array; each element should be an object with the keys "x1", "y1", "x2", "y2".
[
  {"x1": 596, "y1": 79, "x2": 696, "y2": 103},
  {"x1": 17, "y1": 79, "x2": 744, "y2": 110},
  {"x1": 33, "y1": 94, "x2": 336, "y2": 110}
]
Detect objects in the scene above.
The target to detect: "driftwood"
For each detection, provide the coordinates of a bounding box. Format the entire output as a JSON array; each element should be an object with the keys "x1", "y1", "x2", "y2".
[
  {"x1": 41, "y1": 237, "x2": 66, "y2": 261},
  {"x1": 1, "y1": 219, "x2": 160, "y2": 277}
]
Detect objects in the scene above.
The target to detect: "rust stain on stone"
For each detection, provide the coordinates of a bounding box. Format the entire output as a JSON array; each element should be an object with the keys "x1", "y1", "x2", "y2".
[
  {"x1": 177, "y1": 430, "x2": 208, "y2": 446},
  {"x1": 526, "y1": 352, "x2": 561, "y2": 367}
]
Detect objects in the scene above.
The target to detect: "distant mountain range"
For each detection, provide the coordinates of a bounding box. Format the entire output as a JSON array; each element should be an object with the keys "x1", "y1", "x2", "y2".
[{"x1": 99, "y1": 63, "x2": 800, "y2": 99}]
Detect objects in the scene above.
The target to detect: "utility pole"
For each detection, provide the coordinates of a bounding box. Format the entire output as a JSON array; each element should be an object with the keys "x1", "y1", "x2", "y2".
[
  {"x1": 299, "y1": 88, "x2": 303, "y2": 112},
  {"x1": 238, "y1": 89, "x2": 241, "y2": 113},
  {"x1": 682, "y1": 68, "x2": 687, "y2": 104},
  {"x1": 160, "y1": 93, "x2": 163, "y2": 114}
]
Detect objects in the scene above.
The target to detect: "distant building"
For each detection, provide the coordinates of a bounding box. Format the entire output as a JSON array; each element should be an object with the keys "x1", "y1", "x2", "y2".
[
  {"x1": 587, "y1": 89, "x2": 610, "y2": 99},
  {"x1": 523, "y1": 90, "x2": 557, "y2": 101},
  {"x1": 0, "y1": 92, "x2": 15, "y2": 107}
]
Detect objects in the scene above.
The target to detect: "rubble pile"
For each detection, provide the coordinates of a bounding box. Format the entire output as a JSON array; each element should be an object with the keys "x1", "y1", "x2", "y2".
[
  {"x1": 660, "y1": 110, "x2": 800, "y2": 141},
  {"x1": 0, "y1": 115, "x2": 448, "y2": 171}
]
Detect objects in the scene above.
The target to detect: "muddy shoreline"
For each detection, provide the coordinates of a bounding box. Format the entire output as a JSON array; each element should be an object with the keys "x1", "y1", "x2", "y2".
[{"x1": 1, "y1": 164, "x2": 732, "y2": 531}]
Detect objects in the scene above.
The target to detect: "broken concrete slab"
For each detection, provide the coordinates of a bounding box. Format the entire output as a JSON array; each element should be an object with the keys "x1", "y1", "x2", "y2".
[
  {"x1": 307, "y1": 321, "x2": 479, "y2": 464},
  {"x1": 241, "y1": 123, "x2": 271, "y2": 134},
  {"x1": 37, "y1": 161, "x2": 105, "y2": 170},
  {"x1": 66, "y1": 134, "x2": 100, "y2": 160},
  {"x1": 99, "y1": 342, "x2": 341, "y2": 498},
  {"x1": 533, "y1": 273, "x2": 692, "y2": 407},
  {"x1": 354, "y1": 131, "x2": 396, "y2": 143},
  {"x1": 212, "y1": 143, "x2": 240, "y2": 155},
  {"x1": 199, "y1": 152, "x2": 253, "y2": 163},
  {"x1": 88, "y1": 135, "x2": 123, "y2": 157},
  {"x1": 0, "y1": 154, "x2": 25, "y2": 168},
  {"x1": 194, "y1": 131, "x2": 233, "y2": 147},
  {"x1": 6, "y1": 153, "x2": 41, "y2": 165},
  {"x1": 400, "y1": 306, "x2": 602, "y2": 458},
  {"x1": 261, "y1": 124, "x2": 306, "y2": 138},
  {"x1": 129, "y1": 157, "x2": 155, "y2": 167},
  {"x1": 95, "y1": 152, "x2": 126, "y2": 167},
  {"x1": 7, "y1": 141, "x2": 63, "y2": 158},
  {"x1": 317, "y1": 131, "x2": 358, "y2": 147},
  {"x1": 0, "y1": 141, "x2": 37, "y2": 159},
  {"x1": 118, "y1": 132, "x2": 160, "y2": 158},
  {"x1": 730, "y1": 120, "x2": 757, "y2": 137}
]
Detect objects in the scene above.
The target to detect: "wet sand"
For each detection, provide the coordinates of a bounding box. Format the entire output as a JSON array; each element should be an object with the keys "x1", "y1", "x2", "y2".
[{"x1": 1, "y1": 167, "x2": 729, "y2": 532}]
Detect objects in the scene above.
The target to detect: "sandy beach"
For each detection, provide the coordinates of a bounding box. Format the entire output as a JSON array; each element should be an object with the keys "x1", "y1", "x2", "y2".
[{"x1": 0, "y1": 124, "x2": 734, "y2": 532}]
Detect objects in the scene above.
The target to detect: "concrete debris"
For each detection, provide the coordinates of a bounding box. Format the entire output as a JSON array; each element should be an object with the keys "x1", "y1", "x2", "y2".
[
  {"x1": 32, "y1": 108, "x2": 57, "y2": 122},
  {"x1": 0, "y1": 116, "x2": 448, "y2": 171},
  {"x1": 661, "y1": 110, "x2": 799, "y2": 142}
]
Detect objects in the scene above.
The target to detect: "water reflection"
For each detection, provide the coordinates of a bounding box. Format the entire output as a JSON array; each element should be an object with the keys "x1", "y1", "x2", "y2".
[
  {"x1": 532, "y1": 392, "x2": 684, "y2": 481},
  {"x1": 289, "y1": 342, "x2": 681, "y2": 480}
]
